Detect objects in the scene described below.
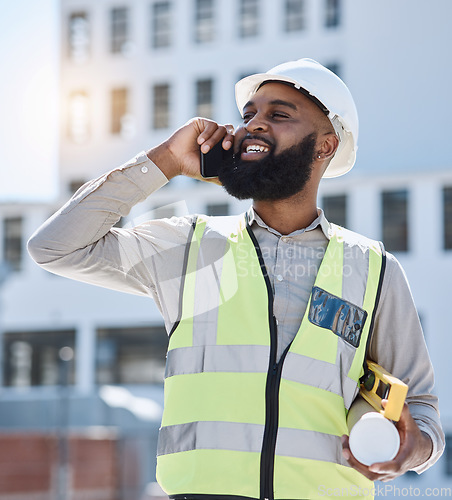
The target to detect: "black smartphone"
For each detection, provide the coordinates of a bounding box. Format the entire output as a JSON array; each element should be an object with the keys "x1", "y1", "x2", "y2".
[{"x1": 200, "y1": 141, "x2": 234, "y2": 178}]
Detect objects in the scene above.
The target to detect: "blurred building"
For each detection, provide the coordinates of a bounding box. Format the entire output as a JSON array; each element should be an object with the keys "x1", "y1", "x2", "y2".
[{"x1": 0, "y1": 0, "x2": 451, "y2": 498}]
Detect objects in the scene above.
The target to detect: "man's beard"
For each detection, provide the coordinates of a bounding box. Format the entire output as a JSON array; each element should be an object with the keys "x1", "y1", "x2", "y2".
[{"x1": 218, "y1": 133, "x2": 317, "y2": 201}]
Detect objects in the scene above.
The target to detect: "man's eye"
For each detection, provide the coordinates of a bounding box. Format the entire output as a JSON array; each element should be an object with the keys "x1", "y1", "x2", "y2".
[
  {"x1": 272, "y1": 112, "x2": 289, "y2": 119},
  {"x1": 243, "y1": 113, "x2": 254, "y2": 122}
]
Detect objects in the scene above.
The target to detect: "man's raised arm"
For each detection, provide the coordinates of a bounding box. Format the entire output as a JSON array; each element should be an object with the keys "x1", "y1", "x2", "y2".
[{"x1": 27, "y1": 119, "x2": 234, "y2": 297}]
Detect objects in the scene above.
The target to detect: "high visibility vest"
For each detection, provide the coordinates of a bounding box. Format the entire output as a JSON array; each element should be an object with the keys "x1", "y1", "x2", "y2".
[{"x1": 157, "y1": 213, "x2": 386, "y2": 500}]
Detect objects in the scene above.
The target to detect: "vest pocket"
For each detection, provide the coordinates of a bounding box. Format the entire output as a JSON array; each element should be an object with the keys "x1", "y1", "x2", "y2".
[{"x1": 308, "y1": 286, "x2": 367, "y2": 348}]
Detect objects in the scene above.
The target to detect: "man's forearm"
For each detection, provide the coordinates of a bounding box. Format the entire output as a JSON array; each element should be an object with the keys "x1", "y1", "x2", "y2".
[
  {"x1": 146, "y1": 141, "x2": 180, "y2": 180},
  {"x1": 27, "y1": 151, "x2": 169, "y2": 293}
]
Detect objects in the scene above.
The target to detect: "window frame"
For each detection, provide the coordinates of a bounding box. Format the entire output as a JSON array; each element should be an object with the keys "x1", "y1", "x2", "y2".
[
  {"x1": 111, "y1": 87, "x2": 129, "y2": 135},
  {"x1": 381, "y1": 189, "x2": 409, "y2": 253},
  {"x1": 322, "y1": 194, "x2": 347, "y2": 228},
  {"x1": 443, "y1": 186, "x2": 452, "y2": 250},
  {"x1": 3, "y1": 217, "x2": 23, "y2": 272},
  {"x1": 110, "y1": 6, "x2": 130, "y2": 54},
  {"x1": 284, "y1": 0, "x2": 305, "y2": 33},
  {"x1": 96, "y1": 326, "x2": 168, "y2": 385},
  {"x1": 68, "y1": 11, "x2": 90, "y2": 63},
  {"x1": 68, "y1": 90, "x2": 90, "y2": 143},
  {"x1": 195, "y1": 78, "x2": 214, "y2": 118},
  {"x1": 239, "y1": 0, "x2": 260, "y2": 38},
  {"x1": 152, "y1": 1, "x2": 172, "y2": 49},
  {"x1": 3, "y1": 330, "x2": 76, "y2": 387},
  {"x1": 194, "y1": 0, "x2": 215, "y2": 43},
  {"x1": 152, "y1": 83, "x2": 171, "y2": 130},
  {"x1": 325, "y1": 0, "x2": 341, "y2": 28}
]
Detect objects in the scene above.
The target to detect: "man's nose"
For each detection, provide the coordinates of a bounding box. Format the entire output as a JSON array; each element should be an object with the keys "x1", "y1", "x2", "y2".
[{"x1": 245, "y1": 113, "x2": 268, "y2": 133}]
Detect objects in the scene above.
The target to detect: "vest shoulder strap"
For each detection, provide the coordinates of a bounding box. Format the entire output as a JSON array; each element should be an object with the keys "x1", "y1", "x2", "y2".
[
  {"x1": 328, "y1": 224, "x2": 387, "y2": 379},
  {"x1": 361, "y1": 239, "x2": 387, "y2": 381}
]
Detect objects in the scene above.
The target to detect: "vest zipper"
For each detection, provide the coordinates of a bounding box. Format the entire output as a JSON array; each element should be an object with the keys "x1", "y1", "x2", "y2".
[
  {"x1": 245, "y1": 219, "x2": 289, "y2": 500},
  {"x1": 260, "y1": 314, "x2": 278, "y2": 500},
  {"x1": 261, "y1": 327, "x2": 292, "y2": 500}
]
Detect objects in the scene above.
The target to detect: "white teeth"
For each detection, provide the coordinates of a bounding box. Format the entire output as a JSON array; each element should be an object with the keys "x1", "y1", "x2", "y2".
[{"x1": 246, "y1": 145, "x2": 269, "y2": 153}]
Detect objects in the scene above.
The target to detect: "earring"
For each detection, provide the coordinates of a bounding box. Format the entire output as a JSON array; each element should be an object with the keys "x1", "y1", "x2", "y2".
[{"x1": 317, "y1": 155, "x2": 322, "y2": 159}]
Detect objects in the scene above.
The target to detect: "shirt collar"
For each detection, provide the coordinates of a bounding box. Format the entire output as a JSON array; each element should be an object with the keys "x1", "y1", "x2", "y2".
[{"x1": 247, "y1": 205, "x2": 331, "y2": 240}]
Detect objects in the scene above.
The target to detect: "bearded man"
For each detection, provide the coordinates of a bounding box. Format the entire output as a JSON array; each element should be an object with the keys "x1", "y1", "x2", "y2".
[{"x1": 28, "y1": 59, "x2": 444, "y2": 500}]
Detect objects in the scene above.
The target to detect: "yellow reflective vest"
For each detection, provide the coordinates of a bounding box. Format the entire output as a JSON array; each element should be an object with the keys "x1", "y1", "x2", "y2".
[{"x1": 157, "y1": 213, "x2": 386, "y2": 500}]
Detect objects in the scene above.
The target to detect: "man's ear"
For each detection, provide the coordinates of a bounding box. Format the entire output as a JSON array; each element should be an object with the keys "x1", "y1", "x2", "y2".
[{"x1": 317, "y1": 133, "x2": 339, "y2": 160}]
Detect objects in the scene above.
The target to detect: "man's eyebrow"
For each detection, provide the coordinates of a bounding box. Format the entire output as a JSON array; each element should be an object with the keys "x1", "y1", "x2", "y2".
[
  {"x1": 269, "y1": 99, "x2": 298, "y2": 111},
  {"x1": 243, "y1": 99, "x2": 298, "y2": 111}
]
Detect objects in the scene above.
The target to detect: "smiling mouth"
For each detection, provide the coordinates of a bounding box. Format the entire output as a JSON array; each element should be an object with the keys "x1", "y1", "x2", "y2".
[
  {"x1": 245, "y1": 145, "x2": 270, "y2": 154},
  {"x1": 240, "y1": 140, "x2": 273, "y2": 160}
]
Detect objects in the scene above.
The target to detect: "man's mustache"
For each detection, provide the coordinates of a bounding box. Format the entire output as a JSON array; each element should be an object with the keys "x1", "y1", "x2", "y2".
[{"x1": 237, "y1": 134, "x2": 275, "y2": 152}]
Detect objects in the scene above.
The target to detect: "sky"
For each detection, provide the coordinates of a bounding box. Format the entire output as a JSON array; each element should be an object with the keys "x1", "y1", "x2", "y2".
[{"x1": 0, "y1": 0, "x2": 59, "y2": 202}]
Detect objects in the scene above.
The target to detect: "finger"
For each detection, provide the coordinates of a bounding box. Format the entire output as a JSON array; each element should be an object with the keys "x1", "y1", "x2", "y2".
[
  {"x1": 222, "y1": 124, "x2": 235, "y2": 150},
  {"x1": 195, "y1": 119, "x2": 221, "y2": 147},
  {"x1": 200, "y1": 125, "x2": 229, "y2": 154},
  {"x1": 341, "y1": 435, "x2": 386, "y2": 481},
  {"x1": 369, "y1": 433, "x2": 411, "y2": 475}
]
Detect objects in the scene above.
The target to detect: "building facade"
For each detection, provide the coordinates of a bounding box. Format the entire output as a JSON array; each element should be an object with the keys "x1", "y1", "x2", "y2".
[{"x1": 1, "y1": 0, "x2": 452, "y2": 497}]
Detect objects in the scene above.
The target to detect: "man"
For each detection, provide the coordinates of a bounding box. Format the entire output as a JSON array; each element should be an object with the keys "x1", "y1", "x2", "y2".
[{"x1": 29, "y1": 59, "x2": 444, "y2": 499}]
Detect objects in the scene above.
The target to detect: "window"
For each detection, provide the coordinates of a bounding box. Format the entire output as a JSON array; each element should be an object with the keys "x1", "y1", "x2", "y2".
[
  {"x1": 382, "y1": 190, "x2": 409, "y2": 252},
  {"x1": 153, "y1": 204, "x2": 176, "y2": 219},
  {"x1": 443, "y1": 186, "x2": 452, "y2": 250},
  {"x1": 111, "y1": 88, "x2": 128, "y2": 134},
  {"x1": 445, "y1": 435, "x2": 452, "y2": 476},
  {"x1": 284, "y1": 0, "x2": 305, "y2": 32},
  {"x1": 326, "y1": 62, "x2": 341, "y2": 78},
  {"x1": 3, "y1": 217, "x2": 22, "y2": 272},
  {"x1": 325, "y1": 0, "x2": 341, "y2": 28},
  {"x1": 322, "y1": 194, "x2": 347, "y2": 227},
  {"x1": 68, "y1": 91, "x2": 89, "y2": 143},
  {"x1": 110, "y1": 7, "x2": 129, "y2": 53},
  {"x1": 239, "y1": 0, "x2": 260, "y2": 38},
  {"x1": 96, "y1": 326, "x2": 167, "y2": 384},
  {"x1": 195, "y1": 79, "x2": 214, "y2": 118},
  {"x1": 206, "y1": 203, "x2": 229, "y2": 216},
  {"x1": 68, "y1": 12, "x2": 89, "y2": 63},
  {"x1": 152, "y1": 1, "x2": 172, "y2": 48},
  {"x1": 3, "y1": 330, "x2": 75, "y2": 387},
  {"x1": 195, "y1": 0, "x2": 215, "y2": 43},
  {"x1": 152, "y1": 84, "x2": 170, "y2": 129},
  {"x1": 69, "y1": 179, "x2": 87, "y2": 194}
]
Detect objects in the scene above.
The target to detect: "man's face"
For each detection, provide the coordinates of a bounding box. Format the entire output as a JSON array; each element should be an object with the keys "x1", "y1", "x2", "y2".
[{"x1": 218, "y1": 82, "x2": 323, "y2": 201}]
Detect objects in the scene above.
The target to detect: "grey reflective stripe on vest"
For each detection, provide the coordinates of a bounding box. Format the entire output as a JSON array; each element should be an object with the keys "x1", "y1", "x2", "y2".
[
  {"x1": 192, "y1": 234, "x2": 230, "y2": 346},
  {"x1": 276, "y1": 427, "x2": 346, "y2": 465},
  {"x1": 165, "y1": 344, "x2": 357, "y2": 409},
  {"x1": 283, "y1": 349, "x2": 358, "y2": 410},
  {"x1": 158, "y1": 421, "x2": 264, "y2": 456},
  {"x1": 158, "y1": 421, "x2": 346, "y2": 465},
  {"x1": 165, "y1": 344, "x2": 270, "y2": 378},
  {"x1": 341, "y1": 237, "x2": 370, "y2": 308}
]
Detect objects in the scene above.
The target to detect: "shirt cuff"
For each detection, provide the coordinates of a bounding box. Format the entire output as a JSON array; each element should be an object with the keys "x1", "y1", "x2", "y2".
[
  {"x1": 410, "y1": 423, "x2": 442, "y2": 474},
  {"x1": 120, "y1": 151, "x2": 169, "y2": 195}
]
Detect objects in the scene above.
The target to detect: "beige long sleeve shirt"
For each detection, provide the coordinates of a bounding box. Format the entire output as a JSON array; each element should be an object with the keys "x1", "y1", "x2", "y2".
[{"x1": 28, "y1": 151, "x2": 445, "y2": 472}]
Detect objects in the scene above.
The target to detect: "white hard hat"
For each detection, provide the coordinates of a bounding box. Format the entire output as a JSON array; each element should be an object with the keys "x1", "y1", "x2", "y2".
[{"x1": 235, "y1": 58, "x2": 359, "y2": 178}]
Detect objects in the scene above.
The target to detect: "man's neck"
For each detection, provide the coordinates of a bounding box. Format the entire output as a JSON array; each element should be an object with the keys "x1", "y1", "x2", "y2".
[{"x1": 253, "y1": 192, "x2": 319, "y2": 235}]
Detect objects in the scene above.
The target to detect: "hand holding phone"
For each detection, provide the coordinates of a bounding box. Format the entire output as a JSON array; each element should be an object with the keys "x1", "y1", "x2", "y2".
[{"x1": 200, "y1": 141, "x2": 234, "y2": 178}]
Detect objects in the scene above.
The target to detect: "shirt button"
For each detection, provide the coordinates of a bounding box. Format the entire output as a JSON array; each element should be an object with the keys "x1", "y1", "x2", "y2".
[
  {"x1": 141, "y1": 166, "x2": 149, "y2": 174},
  {"x1": 276, "y1": 274, "x2": 284, "y2": 282}
]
